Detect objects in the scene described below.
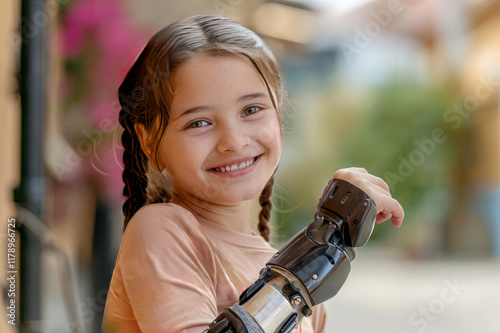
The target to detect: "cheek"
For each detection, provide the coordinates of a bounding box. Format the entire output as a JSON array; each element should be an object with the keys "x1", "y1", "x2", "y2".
[
  {"x1": 256, "y1": 116, "x2": 282, "y2": 153},
  {"x1": 257, "y1": 125, "x2": 276, "y2": 144},
  {"x1": 163, "y1": 136, "x2": 209, "y2": 173}
]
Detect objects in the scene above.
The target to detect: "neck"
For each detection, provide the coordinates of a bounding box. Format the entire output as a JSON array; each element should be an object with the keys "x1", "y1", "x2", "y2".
[{"x1": 171, "y1": 193, "x2": 254, "y2": 234}]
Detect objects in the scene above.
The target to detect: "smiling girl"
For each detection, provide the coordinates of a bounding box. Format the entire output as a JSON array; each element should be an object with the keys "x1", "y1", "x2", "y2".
[{"x1": 102, "y1": 15, "x2": 404, "y2": 333}]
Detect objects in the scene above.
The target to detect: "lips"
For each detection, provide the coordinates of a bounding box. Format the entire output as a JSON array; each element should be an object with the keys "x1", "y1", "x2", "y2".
[{"x1": 209, "y1": 156, "x2": 260, "y2": 173}]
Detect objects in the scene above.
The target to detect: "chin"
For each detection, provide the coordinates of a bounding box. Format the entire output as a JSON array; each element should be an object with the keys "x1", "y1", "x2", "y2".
[
  {"x1": 215, "y1": 185, "x2": 265, "y2": 205},
  {"x1": 220, "y1": 191, "x2": 260, "y2": 204}
]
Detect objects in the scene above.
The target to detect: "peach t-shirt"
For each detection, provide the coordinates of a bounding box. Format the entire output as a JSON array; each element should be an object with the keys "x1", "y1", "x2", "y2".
[{"x1": 103, "y1": 203, "x2": 327, "y2": 333}]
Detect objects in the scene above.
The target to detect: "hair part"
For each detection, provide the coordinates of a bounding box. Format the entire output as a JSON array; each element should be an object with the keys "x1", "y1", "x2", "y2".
[{"x1": 119, "y1": 15, "x2": 284, "y2": 239}]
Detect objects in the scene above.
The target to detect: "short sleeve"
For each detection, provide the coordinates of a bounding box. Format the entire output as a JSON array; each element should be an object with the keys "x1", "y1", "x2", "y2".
[{"x1": 117, "y1": 204, "x2": 217, "y2": 332}]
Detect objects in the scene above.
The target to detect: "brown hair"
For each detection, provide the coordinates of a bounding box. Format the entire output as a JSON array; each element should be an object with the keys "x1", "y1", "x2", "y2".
[{"x1": 118, "y1": 15, "x2": 284, "y2": 241}]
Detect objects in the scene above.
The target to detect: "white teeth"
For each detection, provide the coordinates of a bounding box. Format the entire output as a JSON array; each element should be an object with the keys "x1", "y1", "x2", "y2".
[{"x1": 215, "y1": 158, "x2": 256, "y2": 172}]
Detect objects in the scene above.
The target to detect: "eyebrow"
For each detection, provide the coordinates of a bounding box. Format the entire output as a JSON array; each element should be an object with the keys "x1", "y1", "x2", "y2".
[
  {"x1": 174, "y1": 92, "x2": 270, "y2": 120},
  {"x1": 236, "y1": 92, "x2": 268, "y2": 103}
]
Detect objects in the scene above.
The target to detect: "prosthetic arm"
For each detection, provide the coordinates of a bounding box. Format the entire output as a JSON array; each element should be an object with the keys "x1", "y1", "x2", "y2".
[{"x1": 204, "y1": 178, "x2": 377, "y2": 333}]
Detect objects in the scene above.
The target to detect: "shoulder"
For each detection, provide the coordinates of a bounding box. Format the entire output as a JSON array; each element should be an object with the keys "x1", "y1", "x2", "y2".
[
  {"x1": 129, "y1": 202, "x2": 198, "y2": 227},
  {"x1": 120, "y1": 203, "x2": 209, "y2": 259},
  {"x1": 111, "y1": 203, "x2": 219, "y2": 328},
  {"x1": 126, "y1": 203, "x2": 200, "y2": 237}
]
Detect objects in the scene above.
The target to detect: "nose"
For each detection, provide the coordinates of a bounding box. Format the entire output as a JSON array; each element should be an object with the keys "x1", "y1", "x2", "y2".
[{"x1": 216, "y1": 119, "x2": 251, "y2": 154}]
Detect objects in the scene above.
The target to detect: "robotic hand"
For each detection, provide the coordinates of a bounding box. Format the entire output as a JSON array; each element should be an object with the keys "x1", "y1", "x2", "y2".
[{"x1": 204, "y1": 178, "x2": 377, "y2": 333}]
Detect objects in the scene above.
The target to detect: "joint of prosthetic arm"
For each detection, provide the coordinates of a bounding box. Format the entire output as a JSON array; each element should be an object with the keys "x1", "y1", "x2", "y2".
[{"x1": 205, "y1": 179, "x2": 377, "y2": 333}]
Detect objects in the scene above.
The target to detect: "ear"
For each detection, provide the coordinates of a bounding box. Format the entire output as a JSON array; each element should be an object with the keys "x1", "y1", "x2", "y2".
[{"x1": 134, "y1": 123, "x2": 165, "y2": 172}]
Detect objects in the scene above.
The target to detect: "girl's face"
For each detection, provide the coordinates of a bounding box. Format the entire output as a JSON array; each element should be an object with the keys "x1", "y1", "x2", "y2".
[{"x1": 157, "y1": 53, "x2": 282, "y2": 205}]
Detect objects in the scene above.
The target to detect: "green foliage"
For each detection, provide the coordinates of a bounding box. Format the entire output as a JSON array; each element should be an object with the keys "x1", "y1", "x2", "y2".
[{"x1": 273, "y1": 79, "x2": 465, "y2": 244}]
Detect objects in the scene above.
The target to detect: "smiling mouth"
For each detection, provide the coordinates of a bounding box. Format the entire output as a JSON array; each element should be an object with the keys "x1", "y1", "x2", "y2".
[{"x1": 210, "y1": 156, "x2": 260, "y2": 173}]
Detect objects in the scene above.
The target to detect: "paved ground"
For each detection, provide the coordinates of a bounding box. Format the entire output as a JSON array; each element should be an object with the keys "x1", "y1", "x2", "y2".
[
  {"x1": 323, "y1": 248, "x2": 500, "y2": 333},
  {"x1": 29, "y1": 247, "x2": 500, "y2": 333}
]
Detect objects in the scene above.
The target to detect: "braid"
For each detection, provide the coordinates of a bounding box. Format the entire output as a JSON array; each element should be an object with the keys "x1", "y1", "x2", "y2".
[
  {"x1": 258, "y1": 178, "x2": 274, "y2": 242},
  {"x1": 120, "y1": 110, "x2": 148, "y2": 231}
]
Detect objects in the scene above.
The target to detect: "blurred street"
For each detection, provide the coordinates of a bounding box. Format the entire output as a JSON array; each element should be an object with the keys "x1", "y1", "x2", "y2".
[
  {"x1": 324, "y1": 248, "x2": 500, "y2": 333},
  {"x1": 35, "y1": 246, "x2": 500, "y2": 333}
]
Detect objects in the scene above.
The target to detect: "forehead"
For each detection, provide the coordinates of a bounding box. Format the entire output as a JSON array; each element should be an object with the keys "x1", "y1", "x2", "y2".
[{"x1": 170, "y1": 53, "x2": 270, "y2": 111}]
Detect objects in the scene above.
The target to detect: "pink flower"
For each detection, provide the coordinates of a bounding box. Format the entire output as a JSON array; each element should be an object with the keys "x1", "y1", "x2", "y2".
[{"x1": 59, "y1": 25, "x2": 85, "y2": 58}]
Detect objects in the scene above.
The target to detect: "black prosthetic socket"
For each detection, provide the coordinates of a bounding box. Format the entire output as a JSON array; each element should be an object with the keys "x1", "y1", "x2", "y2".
[{"x1": 205, "y1": 179, "x2": 377, "y2": 333}]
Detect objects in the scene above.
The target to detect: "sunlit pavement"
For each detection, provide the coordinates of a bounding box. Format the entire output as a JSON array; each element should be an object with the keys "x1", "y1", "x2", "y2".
[
  {"x1": 323, "y1": 247, "x2": 500, "y2": 333},
  {"x1": 39, "y1": 246, "x2": 500, "y2": 333}
]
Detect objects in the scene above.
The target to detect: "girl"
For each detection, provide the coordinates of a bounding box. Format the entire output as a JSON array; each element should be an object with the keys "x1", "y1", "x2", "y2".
[{"x1": 102, "y1": 15, "x2": 404, "y2": 333}]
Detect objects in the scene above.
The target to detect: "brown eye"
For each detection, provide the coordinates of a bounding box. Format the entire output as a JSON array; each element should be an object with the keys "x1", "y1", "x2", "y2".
[
  {"x1": 188, "y1": 120, "x2": 209, "y2": 128},
  {"x1": 243, "y1": 106, "x2": 261, "y2": 116}
]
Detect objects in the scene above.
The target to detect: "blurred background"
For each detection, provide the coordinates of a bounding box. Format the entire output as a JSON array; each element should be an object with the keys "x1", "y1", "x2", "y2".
[{"x1": 1, "y1": 0, "x2": 500, "y2": 332}]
